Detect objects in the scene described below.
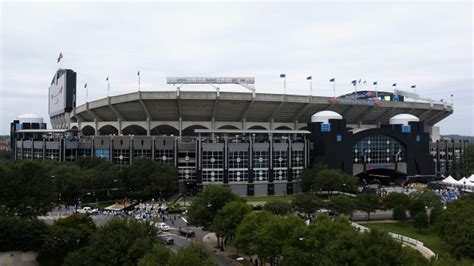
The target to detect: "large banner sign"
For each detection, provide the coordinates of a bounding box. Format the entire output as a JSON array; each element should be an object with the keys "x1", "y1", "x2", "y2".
[{"x1": 48, "y1": 69, "x2": 76, "y2": 117}]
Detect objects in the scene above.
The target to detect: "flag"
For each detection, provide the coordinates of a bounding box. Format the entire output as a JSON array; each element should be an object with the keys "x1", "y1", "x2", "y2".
[
  {"x1": 84, "y1": 83, "x2": 87, "y2": 88},
  {"x1": 411, "y1": 85, "x2": 416, "y2": 88},
  {"x1": 106, "y1": 77, "x2": 109, "y2": 81},
  {"x1": 392, "y1": 83, "x2": 397, "y2": 87},
  {"x1": 329, "y1": 78, "x2": 335, "y2": 82},
  {"x1": 137, "y1": 71, "x2": 140, "y2": 76},
  {"x1": 373, "y1": 81, "x2": 378, "y2": 85},
  {"x1": 450, "y1": 94, "x2": 454, "y2": 97},
  {"x1": 351, "y1": 80, "x2": 357, "y2": 86},
  {"x1": 363, "y1": 80, "x2": 367, "y2": 84},
  {"x1": 306, "y1": 76, "x2": 312, "y2": 80},
  {"x1": 280, "y1": 74, "x2": 286, "y2": 78},
  {"x1": 57, "y1": 52, "x2": 63, "y2": 63},
  {"x1": 358, "y1": 79, "x2": 362, "y2": 84}
]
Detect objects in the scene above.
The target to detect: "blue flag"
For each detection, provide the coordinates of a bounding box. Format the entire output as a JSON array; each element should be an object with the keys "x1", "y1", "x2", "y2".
[
  {"x1": 280, "y1": 74, "x2": 286, "y2": 78},
  {"x1": 351, "y1": 80, "x2": 357, "y2": 85},
  {"x1": 329, "y1": 78, "x2": 335, "y2": 82},
  {"x1": 306, "y1": 76, "x2": 312, "y2": 80},
  {"x1": 373, "y1": 81, "x2": 378, "y2": 85}
]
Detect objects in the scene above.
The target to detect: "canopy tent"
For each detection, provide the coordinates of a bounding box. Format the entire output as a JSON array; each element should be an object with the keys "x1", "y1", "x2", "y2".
[
  {"x1": 442, "y1": 175, "x2": 458, "y2": 185},
  {"x1": 467, "y1": 174, "x2": 474, "y2": 183}
]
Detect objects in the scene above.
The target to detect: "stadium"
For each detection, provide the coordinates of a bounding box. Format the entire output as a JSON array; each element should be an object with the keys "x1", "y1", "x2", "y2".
[{"x1": 11, "y1": 68, "x2": 462, "y2": 196}]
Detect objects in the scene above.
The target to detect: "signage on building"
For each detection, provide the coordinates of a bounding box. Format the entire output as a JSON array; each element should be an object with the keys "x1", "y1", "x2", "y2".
[
  {"x1": 329, "y1": 98, "x2": 383, "y2": 107},
  {"x1": 366, "y1": 163, "x2": 396, "y2": 170},
  {"x1": 167, "y1": 77, "x2": 255, "y2": 85}
]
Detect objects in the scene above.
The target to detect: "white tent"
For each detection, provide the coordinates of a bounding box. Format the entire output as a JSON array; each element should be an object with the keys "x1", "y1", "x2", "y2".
[
  {"x1": 467, "y1": 174, "x2": 474, "y2": 183},
  {"x1": 442, "y1": 175, "x2": 458, "y2": 185},
  {"x1": 458, "y1": 177, "x2": 469, "y2": 185}
]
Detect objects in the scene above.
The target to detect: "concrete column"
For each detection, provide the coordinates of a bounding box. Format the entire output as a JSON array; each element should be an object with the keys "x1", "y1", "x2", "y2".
[
  {"x1": 117, "y1": 119, "x2": 122, "y2": 135},
  {"x1": 146, "y1": 118, "x2": 151, "y2": 136}
]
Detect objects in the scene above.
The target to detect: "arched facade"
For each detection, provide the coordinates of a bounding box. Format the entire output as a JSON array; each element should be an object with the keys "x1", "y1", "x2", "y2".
[
  {"x1": 122, "y1": 125, "x2": 147, "y2": 136},
  {"x1": 82, "y1": 125, "x2": 95, "y2": 136},
  {"x1": 151, "y1": 125, "x2": 179, "y2": 136},
  {"x1": 98, "y1": 125, "x2": 119, "y2": 135},
  {"x1": 182, "y1": 125, "x2": 208, "y2": 136},
  {"x1": 218, "y1": 125, "x2": 239, "y2": 130}
]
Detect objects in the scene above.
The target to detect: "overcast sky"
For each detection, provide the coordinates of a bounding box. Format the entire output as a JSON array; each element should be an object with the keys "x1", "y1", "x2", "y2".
[{"x1": 1, "y1": 1, "x2": 472, "y2": 135}]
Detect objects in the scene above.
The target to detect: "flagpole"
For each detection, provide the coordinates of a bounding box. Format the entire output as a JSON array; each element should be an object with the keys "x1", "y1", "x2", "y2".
[
  {"x1": 332, "y1": 82, "x2": 336, "y2": 98},
  {"x1": 107, "y1": 80, "x2": 110, "y2": 97},
  {"x1": 284, "y1": 77, "x2": 286, "y2": 95},
  {"x1": 354, "y1": 83, "x2": 358, "y2": 99},
  {"x1": 138, "y1": 75, "x2": 141, "y2": 91},
  {"x1": 310, "y1": 79, "x2": 313, "y2": 96},
  {"x1": 86, "y1": 86, "x2": 88, "y2": 103}
]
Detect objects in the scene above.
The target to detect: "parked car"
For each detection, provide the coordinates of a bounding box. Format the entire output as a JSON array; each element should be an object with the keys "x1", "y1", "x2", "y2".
[
  {"x1": 158, "y1": 235, "x2": 174, "y2": 245},
  {"x1": 156, "y1": 222, "x2": 170, "y2": 231},
  {"x1": 77, "y1": 207, "x2": 98, "y2": 215},
  {"x1": 178, "y1": 227, "x2": 195, "y2": 238}
]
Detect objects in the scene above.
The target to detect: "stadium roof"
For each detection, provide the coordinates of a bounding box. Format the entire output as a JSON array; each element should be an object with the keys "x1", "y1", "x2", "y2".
[{"x1": 71, "y1": 91, "x2": 453, "y2": 126}]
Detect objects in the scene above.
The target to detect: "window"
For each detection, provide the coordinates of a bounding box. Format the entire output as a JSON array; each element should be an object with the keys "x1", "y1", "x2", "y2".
[
  {"x1": 353, "y1": 135, "x2": 405, "y2": 164},
  {"x1": 228, "y1": 150, "x2": 248, "y2": 183},
  {"x1": 336, "y1": 135, "x2": 342, "y2": 142},
  {"x1": 321, "y1": 123, "x2": 331, "y2": 132},
  {"x1": 402, "y1": 125, "x2": 411, "y2": 133},
  {"x1": 416, "y1": 135, "x2": 421, "y2": 142}
]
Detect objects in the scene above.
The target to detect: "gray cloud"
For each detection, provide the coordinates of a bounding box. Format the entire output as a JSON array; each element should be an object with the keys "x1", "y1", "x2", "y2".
[{"x1": 1, "y1": 1, "x2": 472, "y2": 135}]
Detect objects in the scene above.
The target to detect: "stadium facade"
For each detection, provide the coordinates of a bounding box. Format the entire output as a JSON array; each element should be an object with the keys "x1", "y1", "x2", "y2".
[{"x1": 11, "y1": 69, "x2": 462, "y2": 196}]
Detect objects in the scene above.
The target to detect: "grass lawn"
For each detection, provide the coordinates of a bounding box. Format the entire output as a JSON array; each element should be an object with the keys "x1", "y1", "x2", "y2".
[
  {"x1": 243, "y1": 194, "x2": 295, "y2": 203},
  {"x1": 364, "y1": 222, "x2": 446, "y2": 256}
]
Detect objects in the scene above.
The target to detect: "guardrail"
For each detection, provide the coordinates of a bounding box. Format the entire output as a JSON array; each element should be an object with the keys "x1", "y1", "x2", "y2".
[{"x1": 351, "y1": 222, "x2": 436, "y2": 259}]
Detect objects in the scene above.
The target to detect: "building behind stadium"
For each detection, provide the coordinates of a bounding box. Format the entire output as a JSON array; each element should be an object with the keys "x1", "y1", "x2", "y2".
[{"x1": 10, "y1": 69, "x2": 469, "y2": 196}]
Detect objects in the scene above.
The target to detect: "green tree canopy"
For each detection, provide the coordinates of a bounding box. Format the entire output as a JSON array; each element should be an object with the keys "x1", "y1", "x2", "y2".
[
  {"x1": 292, "y1": 193, "x2": 324, "y2": 219},
  {"x1": 263, "y1": 200, "x2": 293, "y2": 216},
  {"x1": 408, "y1": 199, "x2": 426, "y2": 218},
  {"x1": 188, "y1": 185, "x2": 240, "y2": 230},
  {"x1": 138, "y1": 243, "x2": 216, "y2": 266},
  {"x1": 0, "y1": 161, "x2": 56, "y2": 217},
  {"x1": 301, "y1": 166, "x2": 357, "y2": 194},
  {"x1": 413, "y1": 211, "x2": 429, "y2": 232},
  {"x1": 355, "y1": 193, "x2": 381, "y2": 220},
  {"x1": 382, "y1": 192, "x2": 411, "y2": 210},
  {"x1": 328, "y1": 195, "x2": 356, "y2": 217},
  {"x1": 64, "y1": 218, "x2": 159, "y2": 265},
  {"x1": 235, "y1": 211, "x2": 306, "y2": 265},
  {"x1": 0, "y1": 216, "x2": 48, "y2": 252},
  {"x1": 38, "y1": 214, "x2": 96, "y2": 266},
  {"x1": 435, "y1": 197, "x2": 474, "y2": 260},
  {"x1": 211, "y1": 200, "x2": 251, "y2": 247},
  {"x1": 392, "y1": 205, "x2": 407, "y2": 221}
]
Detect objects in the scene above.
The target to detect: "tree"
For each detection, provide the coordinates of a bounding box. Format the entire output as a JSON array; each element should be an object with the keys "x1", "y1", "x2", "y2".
[
  {"x1": 235, "y1": 211, "x2": 306, "y2": 265},
  {"x1": 303, "y1": 168, "x2": 357, "y2": 194},
  {"x1": 64, "y1": 218, "x2": 159, "y2": 265},
  {"x1": 147, "y1": 165, "x2": 178, "y2": 196},
  {"x1": 382, "y1": 192, "x2": 411, "y2": 210},
  {"x1": 413, "y1": 211, "x2": 428, "y2": 232},
  {"x1": 263, "y1": 200, "x2": 292, "y2": 216},
  {"x1": 292, "y1": 193, "x2": 324, "y2": 219},
  {"x1": 234, "y1": 211, "x2": 273, "y2": 256},
  {"x1": 0, "y1": 216, "x2": 48, "y2": 252},
  {"x1": 122, "y1": 157, "x2": 159, "y2": 192},
  {"x1": 408, "y1": 199, "x2": 426, "y2": 218},
  {"x1": 411, "y1": 190, "x2": 442, "y2": 209},
  {"x1": 168, "y1": 244, "x2": 216, "y2": 266},
  {"x1": 187, "y1": 185, "x2": 239, "y2": 230},
  {"x1": 435, "y1": 197, "x2": 474, "y2": 259},
  {"x1": 0, "y1": 161, "x2": 56, "y2": 217},
  {"x1": 392, "y1": 205, "x2": 407, "y2": 221},
  {"x1": 328, "y1": 195, "x2": 356, "y2": 218},
  {"x1": 211, "y1": 200, "x2": 251, "y2": 248},
  {"x1": 355, "y1": 193, "x2": 380, "y2": 220},
  {"x1": 280, "y1": 216, "x2": 428, "y2": 266},
  {"x1": 429, "y1": 205, "x2": 442, "y2": 225},
  {"x1": 38, "y1": 214, "x2": 96, "y2": 266},
  {"x1": 138, "y1": 243, "x2": 216, "y2": 266},
  {"x1": 300, "y1": 164, "x2": 328, "y2": 192}
]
